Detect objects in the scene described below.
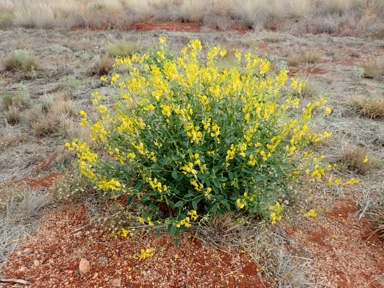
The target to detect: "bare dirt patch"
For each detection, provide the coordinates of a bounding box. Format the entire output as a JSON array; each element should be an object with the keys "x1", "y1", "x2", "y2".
[
  {"x1": 284, "y1": 197, "x2": 384, "y2": 287},
  {"x1": 2, "y1": 204, "x2": 269, "y2": 288}
]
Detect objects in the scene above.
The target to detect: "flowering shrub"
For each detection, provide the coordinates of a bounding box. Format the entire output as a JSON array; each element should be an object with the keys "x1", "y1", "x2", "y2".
[{"x1": 66, "y1": 38, "x2": 332, "y2": 238}]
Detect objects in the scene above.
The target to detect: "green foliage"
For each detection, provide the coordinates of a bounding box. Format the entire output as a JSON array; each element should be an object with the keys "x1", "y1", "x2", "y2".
[{"x1": 67, "y1": 38, "x2": 332, "y2": 238}]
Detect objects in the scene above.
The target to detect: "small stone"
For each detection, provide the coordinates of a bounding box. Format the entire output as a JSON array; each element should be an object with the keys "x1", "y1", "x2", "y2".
[
  {"x1": 23, "y1": 248, "x2": 33, "y2": 254},
  {"x1": 33, "y1": 260, "x2": 40, "y2": 267},
  {"x1": 92, "y1": 272, "x2": 99, "y2": 279},
  {"x1": 74, "y1": 231, "x2": 82, "y2": 237},
  {"x1": 19, "y1": 266, "x2": 27, "y2": 273},
  {"x1": 111, "y1": 278, "x2": 121, "y2": 287},
  {"x1": 79, "y1": 258, "x2": 91, "y2": 275}
]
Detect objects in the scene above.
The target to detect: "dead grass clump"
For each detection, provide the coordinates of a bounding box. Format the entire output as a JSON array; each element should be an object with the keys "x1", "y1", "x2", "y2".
[
  {"x1": 290, "y1": 78, "x2": 322, "y2": 100},
  {"x1": 1, "y1": 91, "x2": 32, "y2": 111},
  {"x1": 26, "y1": 94, "x2": 75, "y2": 136},
  {"x1": 63, "y1": 75, "x2": 82, "y2": 99},
  {"x1": 360, "y1": 57, "x2": 384, "y2": 79},
  {"x1": 0, "y1": 8, "x2": 13, "y2": 28},
  {"x1": 202, "y1": 13, "x2": 234, "y2": 30},
  {"x1": 196, "y1": 213, "x2": 245, "y2": 246},
  {"x1": 287, "y1": 50, "x2": 323, "y2": 67},
  {"x1": 3, "y1": 50, "x2": 38, "y2": 72},
  {"x1": 338, "y1": 145, "x2": 373, "y2": 175},
  {"x1": 0, "y1": 130, "x2": 28, "y2": 151},
  {"x1": 106, "y1": 42, "x2": 138, "y2": 58},
  {"x1": 4, "y1": 106, "x2": 21, "y2": 125},
  {"x1": 0, "y1": 189, "x2": 50, "y2": 269},
  {"x1": 369, "y1": 205, "x2": 384, "y2": 240},
  {"x1": 93, "y1": 55, "x2": 114, "y2": 76},
  {"x1": 52, "y1": 167, "x2": 137, "y2": 232},
  {"x1": 195, "y1": 214, "x2": 313, "y2": 285},
  {"x1": 351, "y1": 94, "x2": 384, "y2": 119},
  {"x1": 27, "y1": 106, "x2": 58, "y2": 136},
  {"x1": 1, "y1": 89, "x2": 32, "y2": 126}
]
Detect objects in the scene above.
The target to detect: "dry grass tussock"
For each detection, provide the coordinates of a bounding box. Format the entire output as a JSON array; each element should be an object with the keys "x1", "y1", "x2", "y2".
[
  {"x1": 0, "y1": 129, "x2": 28, "y2": 151},
  {"x1": 0, "y1": 189, "x2": 51, "y2": 269},
  {"x1": 1, "y1": 0, "x2": 383, "y2": 37},
  {"x1": 2, "y1": 50, "x2": 38, "y2": 72},
  {"x1": 1, "y1": 90, "x2": 32, "y2": 125},
  {"x1": 351, "y1": 94, "x2": 384, "y2": 119},
  {"x1": 26, "y1": 93, "x2": 75, "y2": 137},
  {"x1": 369, "y1": 204, "x2": 384, "y2": 239},
  {"x1": 338, "y1": 144, "x2": 374, "y2": 175},
  {"x1": 287, "y1": 50, "x2": 323, "y2": 67},
  {"x1": 196, "y1": 213, "x2": 314, "y2": 286},
  {"x1": 360, "y1": 57, "x2": 384, "y2": 79}
]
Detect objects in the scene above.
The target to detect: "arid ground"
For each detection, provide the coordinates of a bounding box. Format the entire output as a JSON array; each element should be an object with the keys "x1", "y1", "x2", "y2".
[{"x1": 0, "y1": 11, "x2": 384, "y2": 288}]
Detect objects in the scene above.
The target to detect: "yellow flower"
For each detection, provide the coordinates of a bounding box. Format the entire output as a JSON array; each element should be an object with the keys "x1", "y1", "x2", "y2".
[
  {"x1": 325, "y1": 107, "x2": 333, "y2": 115},
  {"x1": 160, "y1": 104, "x2": 172, "y2": 117},
  {"x1": 344, "y1": 178, "x2": 360, "y2": 185},
  {"x1": 187, "y1": 210, "x2": 198, "y2": 221},
  {"x1": 236, "y1": 198, "x2": 246, "y2": 209},
  {"x1": 303, "y1": 209, "x2": 317, "y2": 218},
  {"x1": 363, "y1": 155, "x2": 369, "y2": 163},
  {"x1": 138, "y1": 217, "x2": 144, "y2": 224},
  {"x1": 159, "y1": 37, "x2": 166, "y2": 44},
  {"x1": 136, "y1": 248, "x2": 154, "y2": 259}
]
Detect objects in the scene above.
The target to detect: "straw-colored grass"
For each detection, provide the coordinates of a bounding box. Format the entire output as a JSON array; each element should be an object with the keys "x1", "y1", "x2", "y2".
[
  {"x1": 26, "y1": 94, "x2": 75, "y2": 136},
  {"x1": 351, "y1": 94, "x2": 384, "y2": 119},
  {"x1": 360, "y1": 57, "x2": 384, "y2": 79},
  {"x1": 1, "y1": 0, "x2": 383, "y2": 37},
  {"x1": 287, "y1": 50, "x2": 323, "y2": 67},
  {"x1": 3, "y1": 50, "x2": 38, "y2": 72},
  {"x1": 338, "y1": 145, "x2": 374, "y2": 175}
]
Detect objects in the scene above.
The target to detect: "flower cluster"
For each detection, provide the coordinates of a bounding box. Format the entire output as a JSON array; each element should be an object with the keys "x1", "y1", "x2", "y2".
[
  {"x1": 269, "y1": 202, "x2": 283, "y2": 224},
  {"x1": 303, "y1": 209, "x2": 317, "y2": 218},
  {"x1": 134, "y1": 248, "x2": 154, "y2": 260},
  {"x1": 67, "y1": 38, "x2": 333, "y2": 238}
]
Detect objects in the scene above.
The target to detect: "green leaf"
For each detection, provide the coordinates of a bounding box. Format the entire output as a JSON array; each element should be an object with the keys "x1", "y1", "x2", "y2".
[
  {"x1": 176, "y1": 173, "x2": 184, "y2": 181},
  {"x1": 174, "y1": 201, "x2": 184, "y2": 208},
  {"x1": 256, "y1": 175, "x2": 267, "y2": 181},
  {"x1": 160, "y1": 157, "x2": 170, "y2": 166},
  {"x1": 243, "y1": 167, "x2": 253, "y2": 174},
  {"x1": 218, "y1": 177, "x2": 228, "y2": 182},
  {"x1": 186, "y1": 191, "x2": 195, "y2": 198},
  {"x1": 211, "y1": 204, "x2": 218, "y2": 213},
  {"x1": 168, "y1": 201, "x2": 175, "y2": 208},
  {"x1": 212, "y1": 185, "x2": 219, "y2": 194},
  {"x1": 225, "y1": 137, "x2": 234, "y2": 144},
  {"x1": 228, "y1": 171, "x2": 234, "y2": 180},
  {"x1": 167, "y1": 138, "x2": 176, "y2": 144},
  {"x1": 134, "y1": 181, "x2": 143, "y2": 191},
  {"x1": 192, "y1": 197, "x2": 201, "y2": 210},
  {"x1": 221, "y1": 200, "x2": 230, "y2": 210},
  {"x1": 212, "y1": 178, "x2": 221, "y2": 188},
  {"x1": 170, "y1": 225, "x2": 178, "y2": 236},
  {"x1": 174, "y1": 238, "x2": 179, "y2": 247},
  {"x1": 127, "y1": 195, "x2": 134, "y2": 206},
  {"x1": 172, "y1": 171, "x2": 178, "y2": 180}
]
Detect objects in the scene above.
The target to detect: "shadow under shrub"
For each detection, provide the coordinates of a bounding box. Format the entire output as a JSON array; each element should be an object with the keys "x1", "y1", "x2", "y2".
[{"x1": 67, "y1": 38, "x2": 331, "y2": 239}]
